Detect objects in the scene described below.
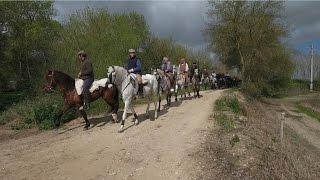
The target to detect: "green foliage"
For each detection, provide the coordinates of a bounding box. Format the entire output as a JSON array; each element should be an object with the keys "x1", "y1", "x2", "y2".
[
  {"x1": 295, "y1": 103, "x2": 320, "y2": 122},
  {"x1": 0, "y1": 94, "x2": 78, "y2": 130},
  {"x1": 215, "y1": 95, "x2": 240, "y2": 114},
  {"x1": 206, "y1": 1, "x2": 293, "y2": 97},
  {"x1": 0, "y1": 1, "x2": 61, "y2": 89},
  {"x1": 51, "y1": 8, "x2": 149, "y2": 77}
]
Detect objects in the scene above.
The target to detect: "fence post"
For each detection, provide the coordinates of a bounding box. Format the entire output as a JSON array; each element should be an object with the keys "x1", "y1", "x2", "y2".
[{"x1": 280, "y1": 112, "x2": 285, "y2": 145}]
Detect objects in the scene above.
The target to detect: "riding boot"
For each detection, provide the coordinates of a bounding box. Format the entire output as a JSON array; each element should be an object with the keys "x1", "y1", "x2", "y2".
[{"x1": 138, "y1": 84, "x2": 144, "y2": 98}]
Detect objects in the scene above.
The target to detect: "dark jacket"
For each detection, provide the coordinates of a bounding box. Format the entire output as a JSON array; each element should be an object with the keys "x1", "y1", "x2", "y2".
[
  {"x1": 190, "y1": 65, "x2": 200, "y2": 77},
  {"x1": 125, "y1": 56, "x2": 142, "y2": 75},
  {"x1": 161, "y1": 61, "x2": 173, "y2": 73},
  {"x1": 80, "y1": 58, "x2": 94, "y2": 80}
]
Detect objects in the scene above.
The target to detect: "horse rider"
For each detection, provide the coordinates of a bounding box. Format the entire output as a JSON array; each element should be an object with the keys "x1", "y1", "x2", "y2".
[
  {"x1": 190, "y1": 62, "x2": 200, "y2": 80},
  {"x1": 161, "y1": 56, "x2": 174, "y2": 87},
  {"x1": 125, "y1": 48, "x2": 144, "y2": 98},
  {"x1": 178, "y1": 58, "x2": 189, "y2": 84},
  {"x1": 202, "y1": 68, "x2": 209, "y2": 81},
  {"x1": 77, "y1": 50, "x2": 94, "y2": 109}
]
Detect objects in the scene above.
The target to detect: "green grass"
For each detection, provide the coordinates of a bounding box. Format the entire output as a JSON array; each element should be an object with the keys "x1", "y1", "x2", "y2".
[
  {"x1": 295, "y1": 102, "x2": 320, "y2": 122},
  {"x1": 214, "y1": 113, "x2": 235, "y2": 130},
  {"x1": 215, "y1": 96, "x2": 241, "y2": 114},
  {"x1": 0, "y1": 93, "x2": 78, "y2": 130}
]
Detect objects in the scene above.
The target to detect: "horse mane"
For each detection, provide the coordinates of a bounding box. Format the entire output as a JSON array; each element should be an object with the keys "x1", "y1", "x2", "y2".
[{"x1": 53, "y1": 70, "x2": 75, "y2": 91}]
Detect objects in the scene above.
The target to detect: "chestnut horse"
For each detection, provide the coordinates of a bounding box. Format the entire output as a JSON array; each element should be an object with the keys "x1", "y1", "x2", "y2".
[{"x1": 43, "y1": 70, "x2": 119, "y2": 130}]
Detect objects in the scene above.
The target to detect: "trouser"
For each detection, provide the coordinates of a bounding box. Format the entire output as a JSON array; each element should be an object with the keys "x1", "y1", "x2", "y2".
[
  {"x1": 83, "y1": 78, "x2": 94, "y2": 105},
  {"x1": 166, "y1": 72, "x2": 174, "y2": 87},
  {"x1": 135, "y1": 73, "x2": 143, "y2": 95},
  {"x1": 182, "y1": 72, "x2": 189, "y2": 84},
  {"x1": 135, "y1": 74, "x2": 142, "y2": 84}
]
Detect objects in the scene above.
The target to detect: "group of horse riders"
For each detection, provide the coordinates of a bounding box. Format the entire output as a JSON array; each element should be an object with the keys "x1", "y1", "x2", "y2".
[{"x1": 77, "y1": 48, "x2": 203, "y2": 109}]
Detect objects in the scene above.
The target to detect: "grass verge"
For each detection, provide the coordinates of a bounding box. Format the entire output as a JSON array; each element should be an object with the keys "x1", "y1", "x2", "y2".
[{"x1": 295, "y1": 102, "x2": 320, "y2": 122}]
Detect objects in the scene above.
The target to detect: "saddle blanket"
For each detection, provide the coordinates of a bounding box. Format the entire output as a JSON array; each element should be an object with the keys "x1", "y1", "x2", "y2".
[
  {"x1": 75, "y1": 78, "x2": 109, "y2": 95},
  {"x1": 129, "y1": 73, "x2": 149, "y2": 85}
]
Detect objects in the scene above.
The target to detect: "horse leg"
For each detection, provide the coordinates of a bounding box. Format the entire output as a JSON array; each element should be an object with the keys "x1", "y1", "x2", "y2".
[
  {"x1": 118, "y1": 101, "x2": 129, "y2": 133},
  {"x1": 158, "y1": 95, "x2": 161, "y2": 112},
  {"x1": 153, "y1": 95, "x2": 158, "y2": 119},
  {"x1": 79, "y1": 109, "x2": 90, "y2": 130},
  {"x1": 175, "y1": 84, "x2": 178, "y2": 102},
  {"x1": 111, "y1": 101, "x2": 119, "y2": 123},
  {"x1": 55, "y1": 105, "x2": 71, "y2": 128},
  {"x1": 130, "y1": 104, "x2": 139, "y2": 125},
  {"x1": 146, "y1": 97, "x2": 151, "y2": 119}
]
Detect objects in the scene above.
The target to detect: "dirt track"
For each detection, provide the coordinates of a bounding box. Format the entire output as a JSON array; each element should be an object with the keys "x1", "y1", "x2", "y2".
[{"x1": 0, "y1": 90, "x2": 223, "y2": 180}]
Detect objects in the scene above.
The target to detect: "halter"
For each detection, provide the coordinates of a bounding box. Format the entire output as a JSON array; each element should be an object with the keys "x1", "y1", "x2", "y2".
[
  {"x1": 46, "y1": 71, "x2": 55, "y2": 91},
  {"x1": 108, "y1": 66, "x2": 132, "y2": 94}
]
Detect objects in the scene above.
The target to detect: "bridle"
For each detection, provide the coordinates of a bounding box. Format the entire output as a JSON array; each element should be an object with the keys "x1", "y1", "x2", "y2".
[{"x1": 46, "y1": 71, "x2": 55, "y2": 91}]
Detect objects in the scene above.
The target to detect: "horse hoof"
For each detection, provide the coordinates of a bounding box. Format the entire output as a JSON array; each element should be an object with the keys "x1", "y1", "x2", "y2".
[
  {"x1": 135, "y1": 120, "x2": 139, "y2": 125},
  {"x1": 118, "y1": 129, "x2": 124, "y2": 133},
  {"x1": 83, "y1": 125, "x2": 90, "y2": 131},
  {"x1": 175, "y1": 98, "x2": 178, "y2": 102},
  {"x1": 146, "y1": 114, "x2": 150, "y2": 119}
]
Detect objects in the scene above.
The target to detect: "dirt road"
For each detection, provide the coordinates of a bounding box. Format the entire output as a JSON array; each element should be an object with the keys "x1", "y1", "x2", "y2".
[{"x1": 0, "y1": 90, "x2": 223, "y2": 180}]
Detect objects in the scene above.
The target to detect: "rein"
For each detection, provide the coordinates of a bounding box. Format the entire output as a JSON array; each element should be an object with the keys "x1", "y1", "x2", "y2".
[
  {"x1": 109, "y1": 66, "x2": 134, "y2": 95},
  {"x1": 46, "y1": 71, "x2": 55, "y2": 91}
]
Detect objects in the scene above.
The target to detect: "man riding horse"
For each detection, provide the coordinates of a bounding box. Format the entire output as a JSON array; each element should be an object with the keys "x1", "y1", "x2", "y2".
[
  {"x1": 125, "y1": 48, "x2": 143, "y2": 98},
  {"x1": 178, "y1": 58, "x2": 189, "y2": 84},
  {"x1": 161, "y1": 56, "x2": 174, "y2": 88},
  {"x1": 77, "y1": 50, "x2": 94, "y2": 110},
  {"x1": 190, "y1": 62, "x2": 200, "y2": 80}
]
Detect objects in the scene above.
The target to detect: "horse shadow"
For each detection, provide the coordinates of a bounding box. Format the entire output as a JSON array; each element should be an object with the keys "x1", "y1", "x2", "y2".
[{"x1": 58, "y1": 99, "x2": 180, "y2": 133}]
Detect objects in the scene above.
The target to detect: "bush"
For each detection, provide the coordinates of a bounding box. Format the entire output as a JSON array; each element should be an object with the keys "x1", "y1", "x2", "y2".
[
  {"x1": 215, "y1": 95, "x2": 240, "y2": 114},
  {"x1": 0, "y1": 93, "x2": 78, "y2": 130}
]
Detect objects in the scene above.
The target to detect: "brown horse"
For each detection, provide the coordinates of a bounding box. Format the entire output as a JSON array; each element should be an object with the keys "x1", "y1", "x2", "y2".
[{"x1": 43, "y1": 70, "x2": 119, "y2": 130}]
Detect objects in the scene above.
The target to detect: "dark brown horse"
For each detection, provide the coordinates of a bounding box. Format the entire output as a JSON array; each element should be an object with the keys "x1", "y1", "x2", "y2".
[{"x1": 43, "y1": 70, "x2": 119, "y2": 130}]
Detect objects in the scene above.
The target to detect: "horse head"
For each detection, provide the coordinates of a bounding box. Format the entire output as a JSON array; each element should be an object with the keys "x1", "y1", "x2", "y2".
[
  {"x1": 44, "y1": 70, "x2": 56, "y2": 93},
  {"x1": 107, "y1": 66, "x2": 128, "y2": 86}
]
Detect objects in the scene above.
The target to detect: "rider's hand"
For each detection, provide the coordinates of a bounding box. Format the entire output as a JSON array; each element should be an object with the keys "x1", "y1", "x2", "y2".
[
  {"x1": 77, "y1": 72, "x2": 81, "y2": 78},
  {"x1": 128, "y1": 69, "x2": 134, "y2": 73}
]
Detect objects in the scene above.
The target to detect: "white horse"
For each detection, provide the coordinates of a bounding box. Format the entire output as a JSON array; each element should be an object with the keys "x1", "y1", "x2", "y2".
[
  {"x1": 175, "y1": 71, "x2": 191, "y2": 101},
  {"x1": 107, "y1": 66, "x2": 159, "y2": 133}
]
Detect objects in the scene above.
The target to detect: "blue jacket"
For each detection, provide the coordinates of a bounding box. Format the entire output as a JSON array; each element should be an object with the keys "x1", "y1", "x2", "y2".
[{"x1": 125, "y1": 56, "x2": 142, "y2": 75}]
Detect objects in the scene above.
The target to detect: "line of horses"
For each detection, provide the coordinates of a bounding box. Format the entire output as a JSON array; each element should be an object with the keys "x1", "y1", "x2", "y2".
[
  {"x1": 44, "y1": 66, "x2": 240, "y2": 133},
  {"x1": 201, "y1": 73, "x2": 242, "y2": 90}
]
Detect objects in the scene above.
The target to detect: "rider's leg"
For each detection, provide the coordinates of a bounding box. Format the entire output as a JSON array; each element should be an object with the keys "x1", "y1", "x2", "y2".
[
  {"x1": 83, "y1": 78, "x2": 93, "y2": 109},
  {"x1": 136, "y1": 74, "x2": 143, "y2": 97}
]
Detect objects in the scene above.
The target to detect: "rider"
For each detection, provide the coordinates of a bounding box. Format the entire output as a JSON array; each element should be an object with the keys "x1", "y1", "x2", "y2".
[
  {"x1": 190, "y1": 62, "x2": 200, "y2": 80},
  {"x1": 125, "y1": 48, "x2": 143, "y2": 98},
  {"x1": 77, "y1": 50, "x2": 94, "y2": 109},
  {"x1": 202, "y1": 68, "x2": 209, "y2": 82},
  {"x1": 178, "y1": 58, "x2": 189, "y2": 84},
  {"x1": 161, "y1": 56, "x2": 174, "y2": 87}
]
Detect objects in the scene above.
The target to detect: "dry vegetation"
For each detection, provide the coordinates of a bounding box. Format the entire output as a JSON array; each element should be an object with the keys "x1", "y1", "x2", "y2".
[{"x1": 194, "y1": 91, "x2": 320, "y2": 179}]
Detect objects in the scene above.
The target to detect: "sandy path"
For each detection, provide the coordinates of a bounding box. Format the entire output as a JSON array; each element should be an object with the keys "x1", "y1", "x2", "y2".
[{"x1": 0, "y1": 90, "x2": 223, "y2": 180}]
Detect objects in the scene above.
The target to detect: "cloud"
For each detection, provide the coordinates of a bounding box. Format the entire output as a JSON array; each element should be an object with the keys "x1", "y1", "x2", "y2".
[
  {"x1": 54, "y1": 1, "x2": 208, "y2": 49},
  {"x1": 54, "y1": 1, "x2": 320, "y2": 52}
]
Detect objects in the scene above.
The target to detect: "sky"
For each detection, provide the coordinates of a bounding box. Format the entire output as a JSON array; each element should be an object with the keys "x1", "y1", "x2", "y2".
[{"x1": 54, "y1": 0, "x2": 320, "y2": 53}]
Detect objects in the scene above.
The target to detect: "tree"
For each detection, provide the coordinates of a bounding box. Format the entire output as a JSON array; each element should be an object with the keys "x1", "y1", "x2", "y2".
[
  {"x1": 51, "y1": 8, "x2": 149, "y2": 77},
  {"x1": 0, "y1": 1, "x2": 60, "y2": 88},
  {"x1": 206, "y1": 1, "x2": 294, "y2": 96}
]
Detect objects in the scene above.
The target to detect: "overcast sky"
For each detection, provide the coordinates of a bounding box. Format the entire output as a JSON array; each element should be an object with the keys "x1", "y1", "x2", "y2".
[{"x1": 54, "y1": 0, "x2": 320, "y2": 52}]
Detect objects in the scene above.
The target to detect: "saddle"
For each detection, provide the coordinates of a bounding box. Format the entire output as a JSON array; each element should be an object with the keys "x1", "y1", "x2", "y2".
[
  {"x1": 129, "y1": 73, "x2": 149, "y2": 86},
  {"x1": 75, "y1": 78, "x2": 108, "y2": 95}
]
